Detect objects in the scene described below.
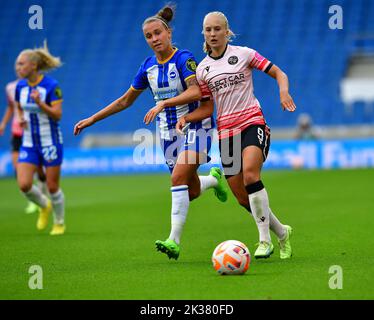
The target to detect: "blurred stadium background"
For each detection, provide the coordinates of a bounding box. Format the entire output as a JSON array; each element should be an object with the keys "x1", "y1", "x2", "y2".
[{"x1": 1, "y1": 0, "x2": 373, "y2": 175}]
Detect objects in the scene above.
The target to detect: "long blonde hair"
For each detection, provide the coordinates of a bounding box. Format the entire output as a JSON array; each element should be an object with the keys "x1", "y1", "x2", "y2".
[
  {"x1": 202, "y1": 11, "x2": 236, "y2": 53},
  {"x1": 20, "y1": 40, "x2": 62, "y2": 72}
]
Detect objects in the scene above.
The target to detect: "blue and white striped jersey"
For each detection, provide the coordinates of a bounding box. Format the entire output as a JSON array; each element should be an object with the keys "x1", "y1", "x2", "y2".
[
  {"x1": 131, "y1": 48, "x2": 214, "y2": 140},
  {"x1": 15, "y1": 75, "x2": 63, "y2": 148}
]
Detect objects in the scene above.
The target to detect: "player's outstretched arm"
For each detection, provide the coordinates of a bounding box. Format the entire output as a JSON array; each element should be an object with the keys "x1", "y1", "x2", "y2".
[
  {"x1": 266, "y1": 64, "x2": 297, "y2": 112},
  {"x1": 143, "y1": 76, "x2": 201, "y2": 125},
  {"x1": 74, "y1": 88, "x2": 142, "y2": 136},
  {"x1": 16, "y1": 102, "x2": 27, "y2": 129},
  {"x1": 0, "y1": 104, "x2": 13, "y2": 135},
  {"x1": 176, "y1": 99, "x2": 214, "y2": 134}
]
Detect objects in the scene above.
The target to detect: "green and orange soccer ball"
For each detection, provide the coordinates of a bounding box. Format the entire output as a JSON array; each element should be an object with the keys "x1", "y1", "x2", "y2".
[{"x1": 212, "y1": 240, "x2": 251, "y2": 275}]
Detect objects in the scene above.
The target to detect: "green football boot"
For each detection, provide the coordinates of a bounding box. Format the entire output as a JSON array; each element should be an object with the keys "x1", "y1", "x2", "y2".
[
  {"x1": 155, "y1": 239, "x2": 180, "y2": 260},
  {"x1": 25, "y1": 201, "x2": 39, "y2": 215},
  {"x1": 278, "y1": 225, "x2": 293, "y2": 259},
  {"x1": 209, "y1": 167, "x2": 228, "y2": 202},
  {"x1": 254, "y1": 241, "x2": 274, "y2": 259}
]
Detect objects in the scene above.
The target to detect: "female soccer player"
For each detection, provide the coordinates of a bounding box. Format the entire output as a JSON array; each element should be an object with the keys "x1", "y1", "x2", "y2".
[
  {"x1": 74, "y1": 6, "x2": 227, "y2": 260},
  {"x1": 15, "y1": 41, "x2": 66, "y2": 235},
  {"x1": 0, "y1": 74, "x2": 48, "y2": 215},
  {"x1": 172, "y1": 11, "x2": 296, "y2": 259}
]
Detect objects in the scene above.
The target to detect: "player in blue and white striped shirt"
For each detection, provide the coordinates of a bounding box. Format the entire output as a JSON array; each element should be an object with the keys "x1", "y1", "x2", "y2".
[
  {"x1": 74, "y1": 5, "x2": 228, "y2": 260},
  {"x1": 132, "y1": 46, "x2": 213, "y2": 142},
  {"x1": 15, "y1": 42, "x2": 66, "y2": 236}
]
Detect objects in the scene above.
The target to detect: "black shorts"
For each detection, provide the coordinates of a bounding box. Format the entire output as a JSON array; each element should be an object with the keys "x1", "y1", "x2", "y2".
[
  {"x1": 11, "y1": 135, "x2": 22, "y2": 152},
  {"x1": 218, "y1": 124, "x2": 271, "y2": 178}
]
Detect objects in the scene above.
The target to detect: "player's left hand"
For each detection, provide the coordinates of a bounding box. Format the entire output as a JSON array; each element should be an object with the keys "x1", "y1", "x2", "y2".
[
  {"x1": 144, "y1": 102, "x2": 165, "y2": 125},
  {"x1": 30, "y1": 89, "x2": 41, "y2": 104},
  {"x1": 280, "y1": 91, "x2": 296, "y2": 112},
  {"x1": 18, "y1": 117, "x2": 27, "y2": 129},
  {"x1": 176, "y1": 116, "x2": 187, "y2": 135}
]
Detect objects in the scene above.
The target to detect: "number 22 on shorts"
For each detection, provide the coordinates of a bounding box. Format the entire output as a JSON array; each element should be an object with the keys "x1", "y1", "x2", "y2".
[{"x1": 42, "y1": 145, "x2": 58, "y2": 161}]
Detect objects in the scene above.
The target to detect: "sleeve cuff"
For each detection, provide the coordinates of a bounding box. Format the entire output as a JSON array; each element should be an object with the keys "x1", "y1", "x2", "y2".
[
  {"x1": 264, "y1": 62, "x2": 274, "y2": 73},
  {"x1": 184, "y1": 74, "x2": 196, "y2": 82},
  {"x1": 201, "y1": 97, "x2": 211, "y2": 102},
  {"x1": 130, "y1": 85, "x2": 145, "y2": 92},
  {"x1": 51, "y1": 99, "x2": 63, "y2": 105}
]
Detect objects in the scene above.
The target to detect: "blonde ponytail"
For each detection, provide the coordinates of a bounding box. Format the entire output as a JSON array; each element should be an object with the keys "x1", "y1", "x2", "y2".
[{"x1": 21, "y1": 40, "x2": 62, "y2": 72}]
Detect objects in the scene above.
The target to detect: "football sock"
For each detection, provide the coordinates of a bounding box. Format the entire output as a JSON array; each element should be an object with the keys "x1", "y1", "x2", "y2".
[
  {"x1": 269, "y1": 208, "x2": 287, "y2": 240},
  {"x1": 246, "y1": 180, "x2": 271, "y2": 243},
  {"x1": 50, "y1": 189, "x2": 65, "y2": 225},
  {"x1": 245, "y1": 205, "x2": 287, "y2": 240},
  {"x1": 23, "y1": 185, "x2": 48, "y2": 208},
  {"x1": 168, "y1": 185, "x2": 189, "y2": 244},
  {"x1": 37, "y1": 179, "x2": 48, "y2": 196},
  {"x1": 199, "y1": 175, "x2": 218, "y2": 194}
]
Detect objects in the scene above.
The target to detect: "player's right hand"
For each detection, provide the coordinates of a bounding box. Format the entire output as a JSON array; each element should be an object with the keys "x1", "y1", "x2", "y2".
[{"x1": 74, "y1": 117, "x2": 94, "y2": 136}]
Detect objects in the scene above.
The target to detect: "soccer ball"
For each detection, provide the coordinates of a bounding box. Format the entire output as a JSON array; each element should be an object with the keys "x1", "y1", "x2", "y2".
[{"x1": 212, "y1": 240, "x2": 251, "y2": 275}]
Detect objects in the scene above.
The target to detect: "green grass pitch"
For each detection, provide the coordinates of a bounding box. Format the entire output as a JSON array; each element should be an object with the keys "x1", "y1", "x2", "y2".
[{"x1": 0, "y1": 169, "x2": 373, "y2": 300}]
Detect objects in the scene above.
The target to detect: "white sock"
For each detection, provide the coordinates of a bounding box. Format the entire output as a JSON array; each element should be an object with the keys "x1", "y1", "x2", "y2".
[
  {"x1": 168, "y1": 185, "x2": 190, "y2": 244},
  {"x1": 269, "y1": 208, "x2": 286, "y2": 240},
  {"x1": 50, "y1": 189, "x2": 65, "y2": 225},
  {"x1": 248, "y1": 187, "x2": 271, "y2": 243},
  {"x1": 37, "y1": 180, "x2": 48, "y2": 196},
  {"x1": 24, "y1": 185, "x2": 48, "y2": 208},
  {"x1": 199, "y1": 175, "x2": 218, "y2": 194}
]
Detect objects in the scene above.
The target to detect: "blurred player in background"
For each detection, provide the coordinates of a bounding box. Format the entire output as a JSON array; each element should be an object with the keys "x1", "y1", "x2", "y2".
[
  {"x1": 171, "y1": 11, "x2": 296, "y2": 259},
  {"x1": 74, "y1": 5, "x2": 228, "y2": 260},
  {"x1": 0, "y1": 72, "x2": 48, "y2": 215},
  {"x1": 15, "y1": 41, "x2": 66, "y2": 235},
  {"x1": 295, "y1": 113, "x2": 320, "y2": 140}
]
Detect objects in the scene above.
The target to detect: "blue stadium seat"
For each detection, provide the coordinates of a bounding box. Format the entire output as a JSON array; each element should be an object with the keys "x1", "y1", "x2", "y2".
[{"x1": 0, "y1": 0, "x2": 373, "y2": 149}]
